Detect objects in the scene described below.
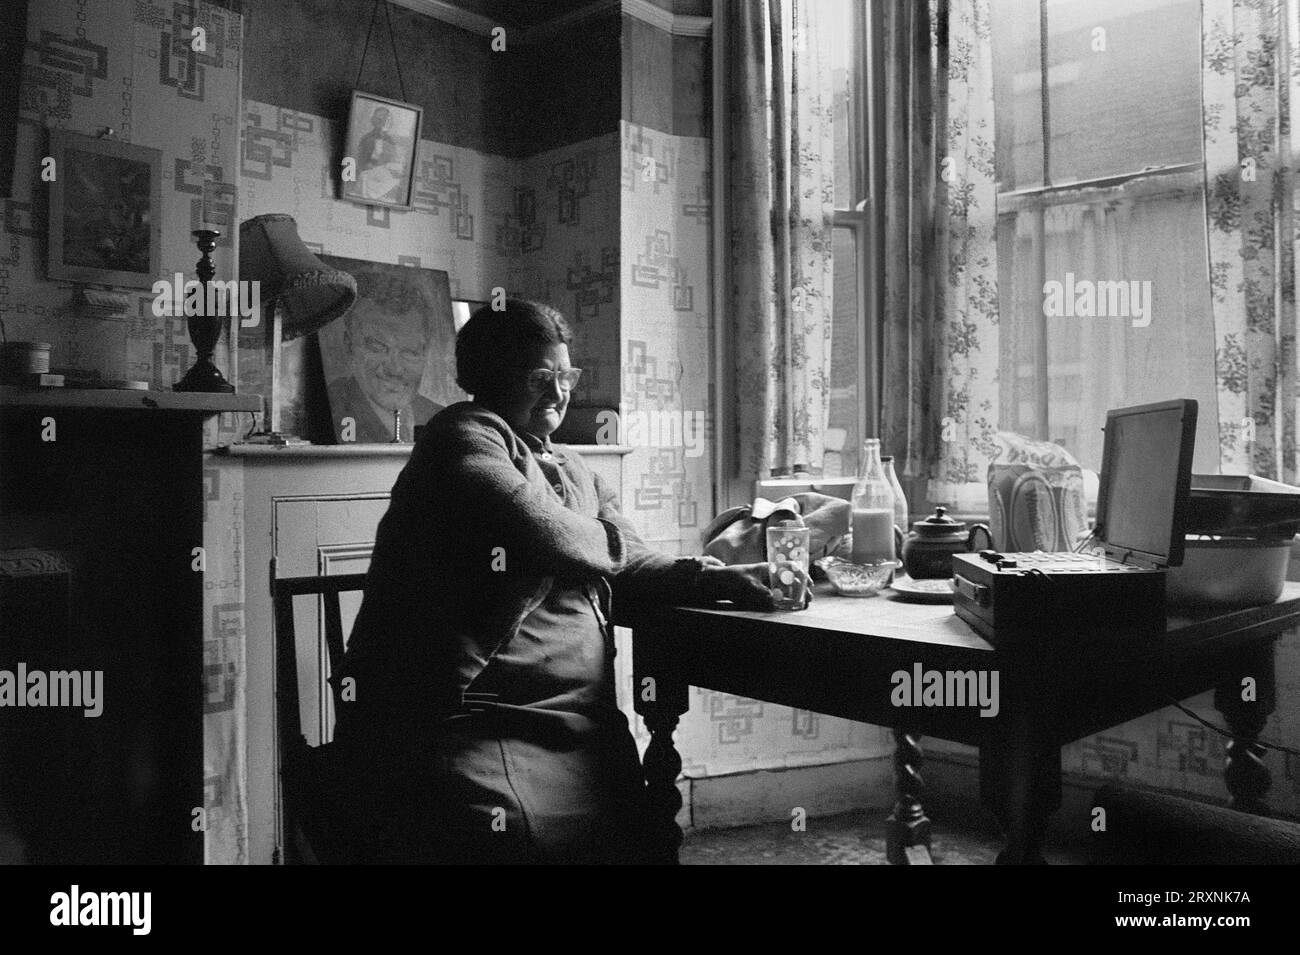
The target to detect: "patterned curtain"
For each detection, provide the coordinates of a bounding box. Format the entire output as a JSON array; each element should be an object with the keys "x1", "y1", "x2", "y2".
[
  {"x1": 1203, "y1": 0, "x2": 1300, "y2": 483},
  {"x1": 879, "y1": 0, "x2": 1000, "y2": 512},
  {"x1": 725, "y1": 0, "x2": 835, "y2": 478}
]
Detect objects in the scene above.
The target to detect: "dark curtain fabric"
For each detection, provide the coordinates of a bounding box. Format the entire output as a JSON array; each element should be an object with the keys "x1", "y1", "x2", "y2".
[
  {"x1": 879, "y1": 0, "x2": 940, "y2": 491},
  {"x1": 879, "y1": 0, "x2": 1001, "y2": 512},
  {"x1": 724, "y1": 0, "x2": 835, "y2": 478}
]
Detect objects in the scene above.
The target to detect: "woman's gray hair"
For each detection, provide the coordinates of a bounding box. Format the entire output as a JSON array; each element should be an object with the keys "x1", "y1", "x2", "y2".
[{"x1": 455, "y1": 298, "x2": 572, "y2": 397}]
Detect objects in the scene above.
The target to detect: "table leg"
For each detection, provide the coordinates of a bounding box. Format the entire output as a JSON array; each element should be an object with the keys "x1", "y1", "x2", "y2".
[
  {"x1": 980, "y1": 729, "x2": 1061, "y2": 865},
  {"x1": 886, "y1": 729, "x2": 932, "y2": 865},
  {"x1": 633, "y1": 628, "x2": 689, "y2": 865},
  {"x1": 641, "y1": 710, "x2": 685, "y2": 864},
  {"x1": 1214, "y1": 639, "x2": 1277, "y2": 815}
]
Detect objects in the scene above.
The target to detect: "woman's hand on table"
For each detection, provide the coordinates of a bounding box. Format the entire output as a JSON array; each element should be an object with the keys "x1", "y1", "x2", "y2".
[{"x1": 697, "y1": 561, "x2": 779, "y2": 611}]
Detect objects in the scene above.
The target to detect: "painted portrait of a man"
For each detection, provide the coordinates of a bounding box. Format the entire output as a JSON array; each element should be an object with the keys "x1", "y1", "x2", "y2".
[{"x1": 318, "y1": 257, "x2": 459, "y2": 443}]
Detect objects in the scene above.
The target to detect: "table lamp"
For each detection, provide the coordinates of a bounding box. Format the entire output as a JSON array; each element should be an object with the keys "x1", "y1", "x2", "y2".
[{"x1": 237, "y1": 214, "x2": 356, "y2": 444}]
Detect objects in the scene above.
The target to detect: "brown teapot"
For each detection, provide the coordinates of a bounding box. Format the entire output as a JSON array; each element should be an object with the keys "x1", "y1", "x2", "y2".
[{"x1": 900, "y1": 506, "x2": 993, "y2": 580}]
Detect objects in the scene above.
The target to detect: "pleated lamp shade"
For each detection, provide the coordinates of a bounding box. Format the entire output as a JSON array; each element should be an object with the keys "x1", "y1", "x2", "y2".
[
  {"x1": 238, "y1": 214, "x2": 356, "y2": 339},
  {"x1": 238, "y1": 214, "x2": 356, "y2": 439}
]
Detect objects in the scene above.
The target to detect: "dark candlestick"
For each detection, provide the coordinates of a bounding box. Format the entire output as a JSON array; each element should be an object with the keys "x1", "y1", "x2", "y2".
[{"x1": 174, "y1": 228, "x2": 235, "y2": 394}]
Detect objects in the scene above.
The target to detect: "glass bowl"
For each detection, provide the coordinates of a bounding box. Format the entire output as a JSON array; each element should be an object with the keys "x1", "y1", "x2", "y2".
[{"x1": 816, "y1": 557, "x2": 897, "y2": 597}]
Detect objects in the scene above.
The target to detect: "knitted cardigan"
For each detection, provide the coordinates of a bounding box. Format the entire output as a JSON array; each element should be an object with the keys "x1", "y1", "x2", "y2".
[{"x1": 334, "y1": 401, "x2": 707, "y2": 736}]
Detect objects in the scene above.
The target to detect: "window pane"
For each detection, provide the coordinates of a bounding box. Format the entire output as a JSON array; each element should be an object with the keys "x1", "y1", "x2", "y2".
[
  {"x1": 823, "y1": 0, "x2": 858, "y2": 209},
  {"x1": 826, "y1": 226, "x2": 860, "y2": 477},
  {"x1": 991, "y1": 0, "x2": 1045, "y2": 191},
  {"x1": 997, "y1": 208, "x2": 1047, "y2": 436},
  {"x1": 1044, "y1": 0, "x2": 1203, "y2": 182},
  {"x1": 997, "y1": 192, "x2": 1220, "y2": 474}
]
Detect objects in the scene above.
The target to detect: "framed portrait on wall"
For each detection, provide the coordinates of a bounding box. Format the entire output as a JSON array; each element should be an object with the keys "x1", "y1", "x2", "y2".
[
  {"x1": 317, "y1": 255, "x2": 464, "y2": 443},
  {"x1": 47, "y1": 130, "x2": 162, "y2": 289},
  {"x1": 339, "y1": 91, "x2": 422, "y2": 210}
]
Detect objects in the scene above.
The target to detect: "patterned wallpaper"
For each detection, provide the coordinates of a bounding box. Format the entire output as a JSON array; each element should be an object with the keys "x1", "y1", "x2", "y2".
[
  {"x1": 201, "y1": 455, "x2": 247, "y2": 863},
  {"x1": 3, "y1": 0, "x2": 248, "y2": 862},
  {"x1": 509, "y1": 134, "x2": 622, "y2": 411},
  {"x1": 619, "y1": 122, "x2": 710, "y2": 548}
]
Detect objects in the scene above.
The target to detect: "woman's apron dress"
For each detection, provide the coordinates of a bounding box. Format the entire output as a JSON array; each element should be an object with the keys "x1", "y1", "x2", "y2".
[{"x1": 357, "y1": 441, "x2": 650, "y2": 864}]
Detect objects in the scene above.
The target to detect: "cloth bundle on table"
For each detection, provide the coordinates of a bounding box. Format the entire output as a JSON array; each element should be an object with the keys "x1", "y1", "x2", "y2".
[{"x1": 700, "y1": 492, "x2": 853, "y2": 568}]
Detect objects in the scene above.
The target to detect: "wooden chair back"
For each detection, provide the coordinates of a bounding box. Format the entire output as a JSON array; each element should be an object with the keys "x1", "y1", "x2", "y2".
[{"x1": 271, "y1": 572, "x2": 368, "y2": 864}]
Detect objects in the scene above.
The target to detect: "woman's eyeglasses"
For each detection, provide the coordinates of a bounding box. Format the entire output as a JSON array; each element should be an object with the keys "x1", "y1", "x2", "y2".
[{"x1": 523, "y1": 368, "x2": 582, "y2": 393}]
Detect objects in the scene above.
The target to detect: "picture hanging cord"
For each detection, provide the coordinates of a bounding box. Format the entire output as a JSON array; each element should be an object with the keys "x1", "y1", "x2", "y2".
[{"x1": 355, "y1": 0, "x2": 407, "y2": 102}]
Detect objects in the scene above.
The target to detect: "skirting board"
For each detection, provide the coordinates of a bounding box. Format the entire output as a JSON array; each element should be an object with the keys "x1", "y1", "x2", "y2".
[
  {"x1": 676, "y1": 752, "x2": 1299, "y2": 843},
  {"x1": 677, "y1": 757, "x2": 896, "y2": 832}
]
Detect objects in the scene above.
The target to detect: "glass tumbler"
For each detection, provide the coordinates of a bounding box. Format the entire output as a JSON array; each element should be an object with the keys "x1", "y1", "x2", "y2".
[{"x1": 766, "y1": 525, "x2": 811, "y2": 611}]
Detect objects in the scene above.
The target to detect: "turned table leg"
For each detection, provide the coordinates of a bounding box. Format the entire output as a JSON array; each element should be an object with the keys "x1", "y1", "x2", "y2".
[
  {"x1": 641, "y1": 710, "x2": 685, "y2": 864},
  {"x1": 980, "y1": 706, "x2": 1061, "y2": 866},
  {"x1": 633, "y1": 626, "x2": 690, "y2": 865},
  {"x1": 886, "y1": 729, "x2": 932, "y2": 865},
  {"x1": 1214, "y1": 639, "x2": 1277, "y2": 815}
]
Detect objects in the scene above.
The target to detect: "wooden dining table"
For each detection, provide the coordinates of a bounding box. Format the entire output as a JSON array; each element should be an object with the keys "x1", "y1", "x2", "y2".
[{"x1": 618, "y1": 581, "x2": 1300, "y2": 864}]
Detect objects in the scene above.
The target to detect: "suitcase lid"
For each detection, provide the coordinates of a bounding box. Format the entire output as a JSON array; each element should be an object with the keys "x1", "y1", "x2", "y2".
[{"x1": 1094, "y1": 399, "x2": 1198, "y2": 569}]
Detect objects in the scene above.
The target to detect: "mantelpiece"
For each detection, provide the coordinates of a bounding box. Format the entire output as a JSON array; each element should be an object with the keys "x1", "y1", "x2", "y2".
[{"x1": 0, "y1": 386, "x2": 259, "y2": 415}]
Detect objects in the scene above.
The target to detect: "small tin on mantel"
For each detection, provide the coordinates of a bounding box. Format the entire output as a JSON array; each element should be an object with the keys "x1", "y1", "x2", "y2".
[{"x1": 0, "y1": 341, "x2": 52, "y2": 382}]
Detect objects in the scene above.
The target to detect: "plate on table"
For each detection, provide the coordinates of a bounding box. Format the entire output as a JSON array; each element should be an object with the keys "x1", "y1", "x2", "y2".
[{"x1": 889, "y1": 575, "x2": 955, "y2": 603}]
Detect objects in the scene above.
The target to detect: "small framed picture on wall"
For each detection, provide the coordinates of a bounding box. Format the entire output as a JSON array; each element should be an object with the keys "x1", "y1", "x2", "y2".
[
  {"x1": 339, "y1": 91, "x2": 422, "y2": 210},
  {"x1": 47, "y1": 130, "x2": 162, "y2": 290}
]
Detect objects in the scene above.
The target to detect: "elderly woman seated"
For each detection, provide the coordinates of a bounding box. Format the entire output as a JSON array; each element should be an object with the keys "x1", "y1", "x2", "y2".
[{"x1": 333, "y1": 299, "x2": 771, "y2": 864}]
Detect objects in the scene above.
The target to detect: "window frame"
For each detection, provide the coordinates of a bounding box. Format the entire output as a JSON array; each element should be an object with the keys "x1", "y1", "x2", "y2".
[{"x1": 828, "y1": 0, "x2": 880, "y2": 479}]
